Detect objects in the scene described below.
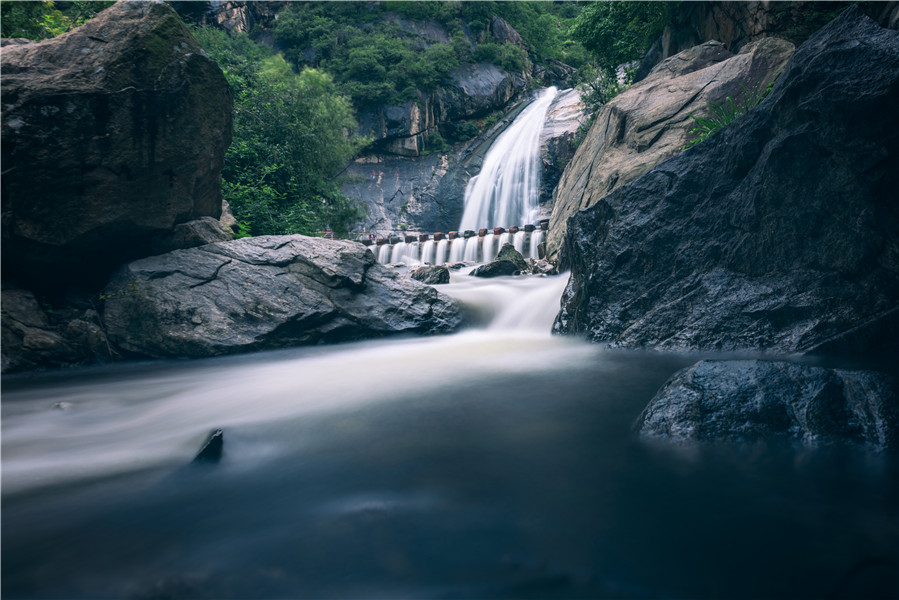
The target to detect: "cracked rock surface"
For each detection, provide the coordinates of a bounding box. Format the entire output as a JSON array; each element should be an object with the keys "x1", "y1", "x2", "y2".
[{"x1": 102, "y1": 235, "x2": 462, "y2": 358}]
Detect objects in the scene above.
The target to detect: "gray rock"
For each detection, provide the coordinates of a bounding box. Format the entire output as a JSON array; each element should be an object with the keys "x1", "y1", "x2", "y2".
[
  {"x1": 1, "y1": 285, "x2": 109, "y2": 372},
  {"x1": 470, "y1": 243, "x2": 529, "y2": 278},
  {"x1": 555, "y1": 8, "x2": 899, "y2": 355},
  {"x1": 102, "y1": 235, "x2": 462, "y2": 358},
  {"x1": 151, "y1": 217, "x2": 234, "y2": 254},
  {"x1": 410, "y1": 265, "x2": 450, "y2": 285},
  {"x1": 638, "y1": 360, "x2": 899, "y2": 449},
  {"x1": 546, "y1": 37, "x2": 794, "y2": 262},
  {"x1": 1, "y1": 1, "x2": 232, "y2": 294}
]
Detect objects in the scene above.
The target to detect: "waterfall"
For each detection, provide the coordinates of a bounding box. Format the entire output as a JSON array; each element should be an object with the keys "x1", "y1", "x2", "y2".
[
  {"x1": 463, "y1": 236, "x2": 479, "y2": 262},
  {"x1": 435, "y1": 239, "x2": 449, "y2": 266},
  {"x1": 529, "y1": 230, "x2": 544, "y2": 260},
  {"x1": 459, "y1": 87, "x2": 558, "y2": 232},
  {"x1": 377, "y1": 244, "x2": 392, "y2": 263},
  {"x1": 421, "y1": 240, "x2": 436, "y2": 265},
  {"x1": 481, "y1": 233, "x2": 497, "y2": 263},
  {"x1": 390, "y1": 242, "x2": 409, "y2": 264},
  {"x1": 448, "y1": 239, "x2": 465, "y2": 263},
  {"x1": 513, "y1": 231, "x2": 526, "y2": 256}
]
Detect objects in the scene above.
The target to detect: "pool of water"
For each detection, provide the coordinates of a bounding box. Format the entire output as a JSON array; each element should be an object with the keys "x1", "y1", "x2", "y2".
[{"x1": 3, "y1": 272, "x2": 898, "y2": 599}]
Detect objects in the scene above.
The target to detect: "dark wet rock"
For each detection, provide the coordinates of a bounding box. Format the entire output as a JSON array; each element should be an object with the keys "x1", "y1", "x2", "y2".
[
  {"x1": 547, "y1": 38, "x2": 794, "y2": 262},
  {"x1": 102, "y1": 235, "x2": 462, "y2": 358},
  {"x1": 490, "y1": 16, "x2": 523, "y2": 47},
  {"x1": 639, "y1": 360, "x2": 899, "y2": 449},
  {"x1": 410, "y1": 265, "x2": 450, "y2": 285},
  {"x1": 1, "y1": 2, "x2": 232, "y2": 294},
  {"x1": 192, "y1": 429, "x2": 224, "y2": 464},
  {"x1": 470, "y1": 243, "x2": 529, "y2": 278},
  {"x1": 556, "y1": 8, "x2": 899, "y2": 355},
  {"x1": 1, "y1": 284, "x2": 111, "y2": 372},
  {"x1": 151, "y1": 217, "x2": 234, "y2": 254}
]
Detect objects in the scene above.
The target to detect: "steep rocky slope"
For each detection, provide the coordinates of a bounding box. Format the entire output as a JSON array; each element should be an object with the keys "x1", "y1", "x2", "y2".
[
  {"x1": 546, "y1": 37, "x2": 794, "y2": 263},
  {"x1": 555, "y1": 7, "x2": 899, "y2": 357}
]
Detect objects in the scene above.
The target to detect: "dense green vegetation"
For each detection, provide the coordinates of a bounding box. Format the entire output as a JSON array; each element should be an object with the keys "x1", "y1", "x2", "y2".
[
  {"x1": 1, "y1": 0, "x2": 112, "y2": 39},
  {"x1": 191, "y1": 27, "x2": 367, "y2": 238},
  {"x1": 272, "y1": 1, "x2": 589, "y2": 109}
]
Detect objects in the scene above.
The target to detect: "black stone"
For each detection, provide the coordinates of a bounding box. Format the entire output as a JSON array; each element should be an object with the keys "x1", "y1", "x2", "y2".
[{"x1": 192, "y1": 429, "x2": 224, "y2": 464}]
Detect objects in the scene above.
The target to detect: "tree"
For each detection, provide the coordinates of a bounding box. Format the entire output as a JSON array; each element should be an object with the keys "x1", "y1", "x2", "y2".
[
  {"x1": 1, "y1": 1, "x2": 113, "y2": 39},
  {"x1": 571, "y1": 1, "x2": 677, "y2": 76},
  {"x1": 192, "y1": 27, "x2": 367, "y2": 238}
]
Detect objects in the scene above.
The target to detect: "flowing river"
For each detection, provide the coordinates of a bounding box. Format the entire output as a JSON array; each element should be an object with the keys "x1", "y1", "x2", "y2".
[{"x1": 3, "y1": 268, "x2": 898, "y2": 599}]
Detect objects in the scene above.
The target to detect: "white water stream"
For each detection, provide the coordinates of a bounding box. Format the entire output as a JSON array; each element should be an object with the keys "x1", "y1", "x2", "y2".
[{"x1": 459, "y1": 87, "x2": 558, "y2": 231}]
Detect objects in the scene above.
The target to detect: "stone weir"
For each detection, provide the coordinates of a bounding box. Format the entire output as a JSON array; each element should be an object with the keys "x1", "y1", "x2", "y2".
[{"x1": 363, "y1": 222, "x2": 550, "y2": 265}]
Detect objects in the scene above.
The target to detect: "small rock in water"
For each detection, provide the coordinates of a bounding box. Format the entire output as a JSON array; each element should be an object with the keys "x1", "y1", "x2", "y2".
[
  {"x1": 410, "y1": 265, "x2": 450, "y2": 284},
  {"x1": 52, "y1": 401, "x2": 73, "y2": 411},
  {"x1": 192, "y1": 429, "x2": 224, "y2": 464}
]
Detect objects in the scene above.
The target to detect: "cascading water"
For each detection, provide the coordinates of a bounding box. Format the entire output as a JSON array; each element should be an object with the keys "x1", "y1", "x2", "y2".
[
  {"x1": 377, "y1": 244, "x2": 391, "y2": 263},
  {"x1": 529, "y1": 230, "x2": 544, "y2": 260},
  {"x1": 435, "y1": 239, "x2": 449, "y2": 266},
  {"x1": 449, "y1": 239, "x2": 466, "y2": 263},
  {"x1": 459, "y1": 87, "x2": 557, "y2": 232},
  {"x1": 481, "y1": 233, "x2": 497, "y2": 263},
  {"x1": 513, "y1": 231, "x2": 526, "y2": 255}
]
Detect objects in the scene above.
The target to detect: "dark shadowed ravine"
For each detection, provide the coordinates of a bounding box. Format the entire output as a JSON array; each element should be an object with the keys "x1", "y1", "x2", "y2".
[{"x1": 3, "y1": 271, "x2": 898, "y2": 600}]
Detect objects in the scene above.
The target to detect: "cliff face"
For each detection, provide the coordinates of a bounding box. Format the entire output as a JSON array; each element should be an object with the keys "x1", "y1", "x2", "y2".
[
  {"x1": 555, "y1": 7, "x2": 899, "y2": 356},
  {"x1": 546, "y1": 37, "x2": 794, "y2": 263}
]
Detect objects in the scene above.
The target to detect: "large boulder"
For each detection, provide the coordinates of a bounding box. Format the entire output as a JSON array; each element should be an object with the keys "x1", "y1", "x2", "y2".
[
  {"x1": 102, "y1": 235, "x2": 462, "y2": 358},
  {"x1": 638, "y1": 360, "x2": 899, "y2": 449},
  {"x1": 1, "y1": 1, "x2": 233, "y2": 294},
  {"x1": 546, "y1": 37, "x2": 794, "y2": 262},
  {"x1": 555, "y1": 7, "x2": 899, "y2": 355}
]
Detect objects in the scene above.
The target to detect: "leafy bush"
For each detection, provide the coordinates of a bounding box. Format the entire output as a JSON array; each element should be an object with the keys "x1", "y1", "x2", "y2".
[
  {"x1": 1, "y1": 1, "x2": 113, "y2": 39},
  {"x1": 683, "y1": 82, "x2": 774, "y2": 149},
  {"x1": 576, "y1": 63, "x2": 635, "y2": 113},
  {"x1": 192, "y1": 27, "x2": 367, "y2": 238},
  {"x1": 571, "y1": 1, "x2": 677, "y2": 77},
  {"x1": 473, "y1": 42, "x2": 529, "y2": 73}
]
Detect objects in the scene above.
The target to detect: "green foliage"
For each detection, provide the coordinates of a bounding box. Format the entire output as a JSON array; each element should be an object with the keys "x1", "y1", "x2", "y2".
[
  {"x1": 577, "y1": 62, "x2": 635, "y2": 113},
  {"x1": 683, "y1": 82, "x2": 775, "y2": 149},
  {"x1": 472, "y1": 42, "x2": 529, "y2": 73},
  {"x1": 571, "y1": 1, "x2": 677, "y2": 76},
  {"x1": 423, "y1": 129, "x2": 447, "y2": 154},
  {"x1": 271, "y1": 2, "x2": 590, "y2": 109},
  {"x1": 193, "y1": 27, "x2": 367, "y2": 238},
  {"x1": 1, "y1": 0, "x2": 113, "y2": 39},
  {"x1": 445, "y1": 120, "x2": 480, "y2": 143}
]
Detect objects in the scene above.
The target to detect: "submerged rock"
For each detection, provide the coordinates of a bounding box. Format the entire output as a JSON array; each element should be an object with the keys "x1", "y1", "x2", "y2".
[
  {"x1": 1, "y1": 1, "x2": 232, "y2": 293},
  {"x1": 102, "y1": 235, "x2": 462, "y2": 358},
  {"x1": 638, "y1": 360, "x2": 899, "y2": 449},
  {"x1": 410, "y1": 265, "x2": 450, "y2": 285},
  {"x1": 556, "y1": 7, "x2": 899, "y2": 354},
  {"x1": 546, "y1": 37, "x2": 794, "y2": 262},
  {"x1": 470, "y1": 243, "x2": 529, "y2": 278}
]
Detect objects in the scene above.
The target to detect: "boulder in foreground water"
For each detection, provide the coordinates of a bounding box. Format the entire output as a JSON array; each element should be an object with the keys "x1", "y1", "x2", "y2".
[
  {"x1": 102, "y1": 235, "x2": 462, "y2": 358},
  {"x1": 638, "y1": 360, "x2": 899, "y2": 449}
]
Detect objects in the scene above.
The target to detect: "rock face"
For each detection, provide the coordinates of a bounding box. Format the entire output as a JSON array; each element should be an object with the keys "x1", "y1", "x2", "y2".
[
  {"x1": 1, "y1": 1, "x2": 233, "y2": 294},
  {"x1": 1, "y1": 285, "x2": 110, "y2": 372},
  {"x1": 538, "y1": 89, "x2": 587, "y2": 218},
  {"x1": 638, "y1": 360, "x2": 899, "y2": 449},
  {"x1": 634, "y1": 1, "x2": 899, "y2": 81},
  {"x1": 359, "y1": 62, "x2": 525, "y2": 157},
  {"x1": 555, "y1": 7, "x2": 899, "y2": 355},
  {"x1": 102, "y1": 235, "x2": 462, "y2": 358},
  {"x1": 410, "y1": 265, "x2": 451, "y2": 285},
  {"x1": 546, "y1": 37, "x2": 794, "y2": 262},
  {"x1": 470, "y1": 243, "x2": 529, "y2": 278}
]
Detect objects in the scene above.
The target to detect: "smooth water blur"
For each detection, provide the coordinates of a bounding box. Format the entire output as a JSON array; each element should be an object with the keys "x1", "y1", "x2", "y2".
[
  {"x1": 3, "y1": 272, "x2": 898, "y2": 599},
  {"x1": 459, "y1": 88, "x2": 558, "y2": 231}
]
